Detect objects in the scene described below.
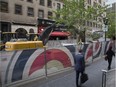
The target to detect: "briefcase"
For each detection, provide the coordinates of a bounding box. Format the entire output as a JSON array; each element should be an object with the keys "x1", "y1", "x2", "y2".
[
  {"x1": 80, "y1": 73, "x2": 88, "y2": 84},
  {"x1": 104, "y1": 55, "x2": 108, "y2": 61}
]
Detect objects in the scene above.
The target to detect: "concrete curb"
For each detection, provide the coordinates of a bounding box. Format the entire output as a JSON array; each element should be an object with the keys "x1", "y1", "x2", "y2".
[{"x1": 6, "y1": 67, "x2": 74, "y2": 87}]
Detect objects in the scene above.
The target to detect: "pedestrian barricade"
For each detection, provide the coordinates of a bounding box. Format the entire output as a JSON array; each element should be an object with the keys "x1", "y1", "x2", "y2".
[
  {"x1": 102, "y1": 69, "x2": 116, "y2": 87},
  {"x1": 0, "y1": 40, "x2": 114, "y2": 87}
]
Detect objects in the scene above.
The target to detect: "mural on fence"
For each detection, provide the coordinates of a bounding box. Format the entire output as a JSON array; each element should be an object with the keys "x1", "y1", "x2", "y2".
[
  {"x1": 1, "y1": 41, "x2": 112, "y2": 86},
  {"x1": 93, "y1": 41, "x2": 102, "y2": 59},
  {"x1": 29, "y1": 49, "x2": 72, "y2": 76}
]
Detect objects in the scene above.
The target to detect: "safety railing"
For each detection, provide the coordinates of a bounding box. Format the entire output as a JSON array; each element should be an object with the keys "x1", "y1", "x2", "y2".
[{"x1": 102, "y1": 69, "x2": 116, "y2": 87}]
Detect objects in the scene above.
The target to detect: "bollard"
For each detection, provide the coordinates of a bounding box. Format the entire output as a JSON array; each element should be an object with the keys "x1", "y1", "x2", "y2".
[{"x1": 102, "y1": 70, "x2": 107, "y2": 87}]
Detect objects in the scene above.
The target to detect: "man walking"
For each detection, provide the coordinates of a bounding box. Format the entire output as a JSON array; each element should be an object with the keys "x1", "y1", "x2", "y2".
[
  {"x1": 106, "y1": 46, "x2": 115, "y2": 70},
  {"x1": 75, "y1": 49, "x2": 85, "y2": 87}
]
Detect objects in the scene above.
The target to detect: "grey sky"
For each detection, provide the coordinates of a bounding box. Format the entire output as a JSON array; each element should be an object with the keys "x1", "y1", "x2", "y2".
[{"x1": 106, "y1": 0, "x2": 116, "y2": 4}]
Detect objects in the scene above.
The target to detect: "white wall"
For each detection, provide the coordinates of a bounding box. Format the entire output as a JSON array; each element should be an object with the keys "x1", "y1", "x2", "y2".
[{"x1": 11, "y1": 25, "x2": 37, "y2": 33}]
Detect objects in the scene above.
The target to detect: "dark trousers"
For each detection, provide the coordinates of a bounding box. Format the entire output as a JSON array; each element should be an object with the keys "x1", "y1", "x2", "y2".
[
  {"x1": 76, "y1": 71, "x2": 84, "y2": 87},
  {"x1": 108, "y1": 58, "x2": 112, "y2": 70}
]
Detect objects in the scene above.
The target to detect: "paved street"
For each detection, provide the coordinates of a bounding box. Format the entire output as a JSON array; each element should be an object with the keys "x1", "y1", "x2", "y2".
[{"x1": 16, "y1": 56, "x2": 115, "y2": 87}]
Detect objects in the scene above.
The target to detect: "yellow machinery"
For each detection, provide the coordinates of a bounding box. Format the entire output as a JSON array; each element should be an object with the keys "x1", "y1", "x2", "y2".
[
  {"x1": 2, "y1": 32, "x2": 16, "y2": 34},
  {"x1": 2, "y1": 32, "x2": 44, "y2": 51},
  {"x1": 4, "y1": 23, "x2": 56, "y2": 51},
  {"x1": 2, "y1": 32, "x2": 17, "y2": 39},
  {"x1": 5, "y1": 41, "x2": 44, "y2": 51}
]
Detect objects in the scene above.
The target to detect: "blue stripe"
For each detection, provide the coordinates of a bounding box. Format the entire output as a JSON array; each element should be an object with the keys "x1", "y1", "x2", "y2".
[
  {"x1": 82, "y1": 44, "x2": 89, "y2": 56},
  {"x1": 93, "y1": 43, "x2": 102, "y2": 59},
  {"x1": 5, "y1": 51, "x2": 17, "y2": 84},
  {"x1": 64, "y1": 45, "x2": 76, "y2": 64},
  {"x1": 64, "y1": 45, "x2": 76, "y2": 57},
  {"x1": 12, "y1": 49, "x2": 36, "y2": 82}
]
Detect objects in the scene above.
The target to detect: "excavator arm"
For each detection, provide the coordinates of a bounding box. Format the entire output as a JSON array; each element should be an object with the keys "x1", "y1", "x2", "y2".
[{"x1": 38, "y1": 23, "x2": 56, "y2": 45}]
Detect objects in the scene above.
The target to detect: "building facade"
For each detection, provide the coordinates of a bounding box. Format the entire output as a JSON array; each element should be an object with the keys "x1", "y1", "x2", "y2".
[
  {"x1": 0, "y1": 0, "x2": 106, "y2": 40},
  {"x1": 0, "y1": 0, "x2": 63, "y2": 36},
  {"x1": 107, "y1": 2, "x2": 116, "y2": 13}
]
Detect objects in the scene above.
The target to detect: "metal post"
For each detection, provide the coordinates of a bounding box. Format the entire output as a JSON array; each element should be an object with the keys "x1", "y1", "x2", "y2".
[
  {"x1": 44, "y1": 46, "x2": 47, "y2": 77},
  {"x1": 103, "y1": 17, "x2": 108, "y2": 42},
  {"x1": 84, "y1": 29, "x2": 86, "y2": 44},
  {"x1": 102, "y1": 70, "x2": 107, "y2": 87},
  {"x1": 105, "y1": 31, "x2": 106, "y2": 41}
]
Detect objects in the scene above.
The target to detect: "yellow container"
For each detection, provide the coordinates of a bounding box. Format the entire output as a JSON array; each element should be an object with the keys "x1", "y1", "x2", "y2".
[{"x1": 5, "y1": 41, "x2": 44, "y2": 51}]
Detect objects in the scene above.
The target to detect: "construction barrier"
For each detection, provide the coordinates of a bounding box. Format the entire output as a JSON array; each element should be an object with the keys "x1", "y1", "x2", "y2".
[{"x1": 0, "y1": 40, "x2": 113, "y2": 87}]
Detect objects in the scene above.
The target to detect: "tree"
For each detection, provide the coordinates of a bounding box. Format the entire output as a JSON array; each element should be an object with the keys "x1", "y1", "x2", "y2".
[
  {"x1": 52, "y1": 0, "x2": 107, "y2": 42},
  {"x1": 106, "y1": 12, "x2": 116, "y2": 39},
  {"x1": 91, "y1": 32, "x2": 101, "y2": 40}
]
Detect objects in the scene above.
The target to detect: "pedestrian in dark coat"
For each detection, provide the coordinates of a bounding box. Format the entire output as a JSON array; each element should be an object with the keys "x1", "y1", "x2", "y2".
[
  {"x1": 75, "y1": 49, "x2": 85, "y2": 87},
  {"x1": 106, "y1": 46, "x2": 115, "y2": 70}
]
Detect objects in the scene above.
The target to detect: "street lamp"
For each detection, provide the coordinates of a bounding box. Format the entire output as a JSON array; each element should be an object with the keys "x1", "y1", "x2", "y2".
[{"x1": 103, "y1": 17, "x2": 108, "y2": 41}]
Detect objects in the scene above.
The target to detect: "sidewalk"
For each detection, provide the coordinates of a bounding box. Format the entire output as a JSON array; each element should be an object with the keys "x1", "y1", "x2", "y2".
[
  {"x1": 106, "y1": 69, "x2": 116, "y2": 87},
  {"x1": 102, "y1": 55, "x2": 116, "y2": 87}
]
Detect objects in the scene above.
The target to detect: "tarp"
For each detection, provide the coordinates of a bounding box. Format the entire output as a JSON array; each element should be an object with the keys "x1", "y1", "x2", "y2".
[{"x1": 50, "y1": 31, "x2": 70, "y2": 36}]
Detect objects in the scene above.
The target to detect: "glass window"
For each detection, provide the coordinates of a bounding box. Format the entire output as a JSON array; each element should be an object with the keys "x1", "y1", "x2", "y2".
[
  {"x1": 88, "y1": 0, "x2": 91, "y2": 5},
  {"x1": 87, "y1": 21, "x2": 89, "y2": 26},
  {"x1": 99, "y1": 0, "x2": 101, "y2": 4},
  {"x1": 98, "y1": 18, "x2": 102, "y2": 22},
  {"x1": 27, "y1": 7, "x2": 34, "y2": 17},
  {"x1": 90, "y1": 22, "x2": 92, "y2": 27},
  {"x1": 98, "y1": 24, "x2": 101, "y2": 28},
  {"x1": 93, "y1": 22, "x2": 95, "y2": 27},
  {"x1": 40, "y1": 0, "x2": 44, "y2": 6},
  {"x1": 56, "y1": 14, "x2": 60, "y2": 19},
  {"x1": 47, "y1": 0, "x2": 52, "y2": 8},
  {"x1": 15, "y1": 4, "x2": 22, "y2": 15},
  {"x1": 93, "y1": 2, "x2": 97, "y2": 7},
  {"x1": 48, "y1": 11, "x2": 53, "y2": 19},
  {"x1": 27, "y1": 0, "x2": 33, "y2": 3},
  {"x1": 0, "y1": 1, "x2": 8, "y2": 13},
  {"x1": 83, "y1": 20, "x2": 86, "y2": 26},
  {"x1": 96, "y1": 24, "x2": 98, "y2": 28},
  {"x1": 38, "y1": 10, "x2": 44, "y2": 18},
  {"x1": 57, "y1": 3, "x2": 61, "y2": 9},
  {"x1": 100, "y1": 24, "x2": 102, "y2": 29}
]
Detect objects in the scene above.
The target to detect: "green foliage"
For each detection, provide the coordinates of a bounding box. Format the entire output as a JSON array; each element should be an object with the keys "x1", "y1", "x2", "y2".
[
  {"x1": 106, "y1": 12, "x2": 116, "y2": 38},
  {"x1": 92, "y1": 33, "x2": 101, "y2": 40},
  {"x1": 52, "y1": 0, "x2": 107, "y2": 41}
]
